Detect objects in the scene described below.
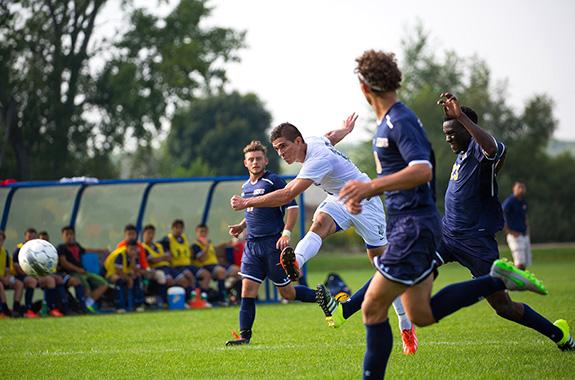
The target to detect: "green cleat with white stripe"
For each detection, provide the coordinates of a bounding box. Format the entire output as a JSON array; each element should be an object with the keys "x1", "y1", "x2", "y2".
[
  {"x1": 490, "y1": 258, "x2": 548, "y2": 295},
  {"x1": 316, "y1": 284, "x2": 346, "y2": 328},
  {"x1": 554, "y1": 319, "x2": 575, "y2": 351}
]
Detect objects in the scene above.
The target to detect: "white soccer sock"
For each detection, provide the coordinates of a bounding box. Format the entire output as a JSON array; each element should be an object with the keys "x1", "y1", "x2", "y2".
[
  {"x1": 294, "y1": 231, "x2": 323, "y2": 267},
  {"x1": 392, "y1": 297, "x2": 412, "y2": 331},
  {"x1": 85, "y1": 297, "x2": 95, "y2": 307}
]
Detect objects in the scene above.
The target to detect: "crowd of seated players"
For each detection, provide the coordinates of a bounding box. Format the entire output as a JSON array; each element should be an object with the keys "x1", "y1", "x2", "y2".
[{"x1": 0, "y1": 220, "x2": 244, "y2": 318}]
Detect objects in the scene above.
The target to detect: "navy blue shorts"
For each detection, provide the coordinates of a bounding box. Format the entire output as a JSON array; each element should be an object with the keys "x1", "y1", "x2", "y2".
[
  {"x1": 436, "y1": 233, "x2": 499, "y2": 278},
  {"x1": 374, "y1": 211, "x2": 441, "y2": 286},
  {"x1": 172, "y1": 265, "x2": 204, "y2": 279},
  {"x1": 240, "y1": 235, "x2": 291, "y2": 287},
  {"x1": 203, "y1": 264, "x2": 224, "y2": 274}
]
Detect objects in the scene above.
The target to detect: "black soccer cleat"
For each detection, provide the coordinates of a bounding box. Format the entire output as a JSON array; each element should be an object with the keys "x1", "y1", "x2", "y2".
[
  {"x1": 280, "y1": 246, "x2": 300, "y2": 281},
  {"x1": 226, "y1": 329, "x2": 252, "y2": 346}
]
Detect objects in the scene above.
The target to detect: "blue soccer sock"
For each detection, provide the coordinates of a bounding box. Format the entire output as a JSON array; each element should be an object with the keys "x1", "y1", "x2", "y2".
[
  {"x1": 133, "y1": 278, "x2": 144, "y2": 307},
  {"x1": 294, "y1": 285, "x2": 316, "y2": 302},
  {"x1": 343, "y1": 277, "x2": 372, "y2": 319},
  {"x1": 25, "y1": 288, "x2": 34, "y2": 309},
  {"x1": 431, "y1": 275, "x2": 506, "y2": 322},
  {"x1": 520, "y1": 304, "x2": 564, "y2": 342},
  {"x1": 157, "y1": 284, "x2": 167, "y2": 305},
  {"x1": 218, "y1": 279, "x2": 227, "y2": 300},
  {"x1": 56, "y1": 284, "x2": 68, "y2": 312},
  {"x1": 363, "y1": 320, "x2": 393, "y2": 379},
  {"x1": 75, "y1": 284, "x2": 85, "y2": 304},
  {"x1": 239, "y1": 297, "x2": 256, "y2": 333},
  {"x1": 115, "y1": 280, "x2": 126, "y2": 310},
  {"x1": 46, "y1": 288, "x2": 57, "y2": 309}
]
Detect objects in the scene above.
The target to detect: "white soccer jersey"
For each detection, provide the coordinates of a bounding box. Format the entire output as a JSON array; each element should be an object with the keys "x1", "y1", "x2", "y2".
[{"x1": 296, "y1": 136, "x2": 370, "y2": 195}]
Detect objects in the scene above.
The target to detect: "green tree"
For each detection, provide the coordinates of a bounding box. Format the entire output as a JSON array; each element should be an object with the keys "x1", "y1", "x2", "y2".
[
  {"x1": 166, "y1": 91, "x2": 277, "y2": 176},
  {"x1": 0, "y1": 0, "x2": 244, "y2": 180}
]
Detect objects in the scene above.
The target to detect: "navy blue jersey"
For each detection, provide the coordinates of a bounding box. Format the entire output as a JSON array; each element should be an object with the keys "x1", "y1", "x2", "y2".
[
  {"x1": 443, "y1": 138, "x2": 506, "y2": 238},
  {"x1": 373, "y1": 102, "x2": 436, "y2": 215},
  {"x1": 502, "y1": 195, "x2": 528, "y2": 234},
  {"x1": 242, "y1": 171, "x2": 297, "y2": 239}
]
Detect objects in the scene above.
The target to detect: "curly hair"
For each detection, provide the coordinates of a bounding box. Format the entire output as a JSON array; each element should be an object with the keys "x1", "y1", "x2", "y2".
[
  {"x1": 354, "y1": 50, "x2": 402, "y2": 93},
  {"x1": 243, "y1": 140, "x2": 268, "y2": 155}
]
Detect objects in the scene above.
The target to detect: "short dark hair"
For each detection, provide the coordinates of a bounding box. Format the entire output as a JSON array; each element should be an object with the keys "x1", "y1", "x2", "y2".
[
  {"x1": 196, "y1": 223, "x2": 208, "y2": 230},
  {"x1": 61, "y1": 225, "x2": 75, "y2": 233},
  {"x1": 124, "y1": 224, "x2": 137, "y2": 232},
  {"x1": 443, "y1": 105, "x2": 479, "y2": 124},
  {"x1": 355, "y1": 50, "x2": 402, "y2": 93},
  {"x1": 270, "y1": 122, "x2": 303, "y2": 143},
  {"x1": 39, "y1": 231, "x2": 49, "y2": 238},
  {"x1": 172, "y1": 219, "x2": 184, "y2": 228},
  {"x1": 25, "y1": 227, "x2": 37, "y2": 235},
  {"x1": 143, "y1": 224, "x2": 155, "y2": 232},
  {"x1": 0, "y1": 230, "x2": 5, "y2": 240}
]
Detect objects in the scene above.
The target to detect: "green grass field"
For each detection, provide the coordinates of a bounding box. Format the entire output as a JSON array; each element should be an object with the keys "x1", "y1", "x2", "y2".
[{"x1": 1, "y1": 247, "x2": 574, "y2": 379}]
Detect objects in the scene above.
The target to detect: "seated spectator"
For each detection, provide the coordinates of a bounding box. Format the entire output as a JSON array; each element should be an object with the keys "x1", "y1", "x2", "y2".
[
  {"x1": 104, "y1": 239, "x2": 144, "y2": 312},
  {"x1": 13, "y1": 228, "x2": 63, "y2": 318},
  {"x1": 159, "y1": 219, "x2": 211, "y2": 303},
  {"x1": 0, "y1": 230, "x2": 24, "y2": 318},
  {"x1": 40, "y1": 231, "x2": 84, "y2": 315},
  {"x1": 191, "y1": 224, "x2": 228, "y2": 303},
  {"x1": 57, "y1": 226, "x2": 109, "y2": 313},
  {"x1": 141, "y1": 224, "x2": 175, "y2": 307},
  {"x1": 116, "y1": 224, "x2": 149, "y2": 271}
]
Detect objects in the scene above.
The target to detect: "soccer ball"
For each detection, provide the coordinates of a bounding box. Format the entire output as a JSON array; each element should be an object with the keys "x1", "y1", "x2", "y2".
[{"x1": 18, "y1": 239, "x2": 58, "y2": 277}]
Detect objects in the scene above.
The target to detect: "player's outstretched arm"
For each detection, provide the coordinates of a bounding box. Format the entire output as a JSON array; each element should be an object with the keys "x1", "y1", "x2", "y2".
[
  {"x1": 231, "y1": 178, "x2": 313, "y2": 210},
  {"x1": 324, "y1": 112, "x2": 358, "y2": 146},
  {"x1": 438, "y1": 92, "x2": 497, "y2": 157}
]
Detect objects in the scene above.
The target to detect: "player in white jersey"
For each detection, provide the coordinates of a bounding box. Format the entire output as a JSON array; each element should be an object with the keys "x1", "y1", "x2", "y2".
[{"x1": 231, "y1": 114, "x2": 419, "y2": 354}]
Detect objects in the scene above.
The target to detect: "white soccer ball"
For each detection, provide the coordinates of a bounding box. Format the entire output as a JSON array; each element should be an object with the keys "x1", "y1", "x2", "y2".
[{"x1": 18, "y1": 239, "x2": 58, "y2": 277}]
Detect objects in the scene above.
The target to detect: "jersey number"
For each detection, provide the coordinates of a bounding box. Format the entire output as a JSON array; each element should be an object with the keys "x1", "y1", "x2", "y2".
[{"x1": 450, "y1": 163, "x2": 460, "y2": 181}]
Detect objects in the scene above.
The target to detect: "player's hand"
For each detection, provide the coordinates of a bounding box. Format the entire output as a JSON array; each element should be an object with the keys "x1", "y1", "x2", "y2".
[
  {"x1": 340, "y1": 180, "x2": 371, "y2": 215},
  {"x1": 342, "y1": 112, "x2": 359, "y2": 132},
  {"x1": 230, "y1": 195, "x2": 248, "y2": 210},
  {"x1": 276, "y1": 235, "x2": 290, "y2": 251},
  {"x1": 228, "y1": 223, "x2": 245, "y2": 237},
  {"x1": 437, "y1": 92, "x2": 462, "y2": 119}
]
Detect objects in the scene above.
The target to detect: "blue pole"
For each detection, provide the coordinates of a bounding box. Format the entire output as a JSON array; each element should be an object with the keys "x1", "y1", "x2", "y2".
[
  {"x1": 69, "y1": 185, "x2": 87, "y2": 228},
  {"x1": 201, "y1": 181, "x2": 220, "y2": 225},
  {"x1": 135, "y1": 183, "x2": 156, "y2": 236},
  {"x1": 0, "y1": 188, "x2": 18, "y2": 231},
  {"x1": 298, "y1": 192, "x2": 308, "y2": 286}
]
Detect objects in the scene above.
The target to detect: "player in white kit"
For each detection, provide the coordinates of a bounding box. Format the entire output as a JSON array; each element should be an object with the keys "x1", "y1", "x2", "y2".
[{"x1": 231, "y1": 114, "x2": 419, "y2": 354}]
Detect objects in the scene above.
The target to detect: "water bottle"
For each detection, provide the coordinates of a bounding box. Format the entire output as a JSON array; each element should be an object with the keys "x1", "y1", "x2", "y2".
[{"x1": 40, "y1": 300, "x2": 48, "y2": 317}]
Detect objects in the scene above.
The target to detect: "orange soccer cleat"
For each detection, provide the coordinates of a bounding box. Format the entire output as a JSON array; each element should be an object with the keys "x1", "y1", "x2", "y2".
[
  {"x1": 401, "y1": 325, "x2": 418, "y2": 355},
  {"x1": 48, "y1": 308, "x2": 64, "y2": 318}
]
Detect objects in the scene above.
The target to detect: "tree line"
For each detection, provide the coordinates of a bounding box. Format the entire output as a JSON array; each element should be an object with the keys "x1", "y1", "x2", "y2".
[{"x1": 1, "y1": 3, "x2": 573, "y2": 242}]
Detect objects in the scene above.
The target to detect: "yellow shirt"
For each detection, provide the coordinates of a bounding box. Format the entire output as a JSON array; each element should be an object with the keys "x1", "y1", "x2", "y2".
[
  {"x1": 142, "y1": 242, "x2": 170, "y2": 268},
  {"x1": 191, "y1": 239, "x2": 218, "y2": 267},
  {"x1": 104, "y1": 247, "x2": 137, "y2": 277},
  {"x1": 0, "y1": 247, "x2": 11, "y2": 277},
  {"x1": 168, "y1": 233, "x2": 191, "y2": 267}
]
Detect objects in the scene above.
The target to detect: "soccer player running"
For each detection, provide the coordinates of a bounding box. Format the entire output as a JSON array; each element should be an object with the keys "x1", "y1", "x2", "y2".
[
  {"x1": 226, "y1": 140, "x2": 317, "y2": 346},
  {"x1": 231, "y1": 117, "x2": 419, "y2": 354},
  {"x1": 437, "y1": 93, "x2": 573, "y2": 350},
  {"x1": 337, "y1": 50, "x2": 549, "y2": 379}
]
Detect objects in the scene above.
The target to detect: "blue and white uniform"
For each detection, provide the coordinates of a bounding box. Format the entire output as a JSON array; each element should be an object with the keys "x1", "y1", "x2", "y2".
[
  {"x1": 437, "y1": 136, "x2": 506, "y2": 277},
  {"x1": 297, "y1": 136, "x2": 387, "y2": 248},
  {"x1": 240, "y1": 171, "x2": 298, "y2": 287},
  {"x1": 372, "y1": 102, "x2": 441, "y2": 285}
]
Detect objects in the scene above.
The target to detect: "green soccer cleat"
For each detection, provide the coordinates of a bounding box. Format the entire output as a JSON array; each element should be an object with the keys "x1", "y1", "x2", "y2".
[
  {"x1": 554, "y1": 319, "x2": 575, "y2": 351},
  {"x1": 490, "y1": 258, "x2": 548, "y2": 295},
  {"x1": 316, "y1": 284, "x2": 346, "y2": 328}
]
